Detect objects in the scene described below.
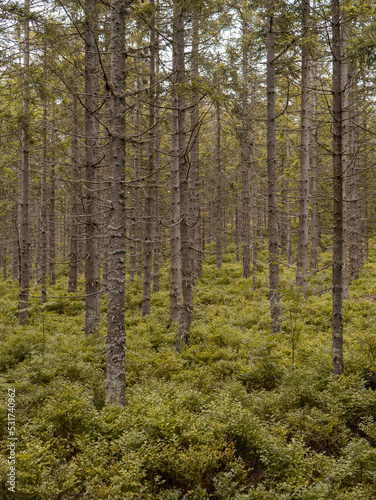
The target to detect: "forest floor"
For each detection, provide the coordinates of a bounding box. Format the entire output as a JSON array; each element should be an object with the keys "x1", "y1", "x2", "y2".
[{"x1": 1, "y1": 242, "x2": 376, "y2": 499}]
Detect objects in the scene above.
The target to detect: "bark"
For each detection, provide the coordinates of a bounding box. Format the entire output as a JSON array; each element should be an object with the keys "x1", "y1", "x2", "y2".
[
  {"x1": 40, "y1": 47, "x2": 48, "y2": 303},
  {"x1": 332, "y1": 0, "x2": 343, "y2": 375},
  {"x1": 191, "y1": 14, "x2": 202, "y2": 280},
  {"x1": 267, "y1": 9, "x2": 282, "y2": 333},
  {"x1": 216, "y1": 57, "x2": 222, "y2": 270},
  {"x1": 296, "y1": 0, "x2": 310, "y2": 291},
  {"x1": 68, "y1": 66, "x2": 80, "y2": 293},
  {"x1": 153, "y1": 23, "x2": 161, "y2": 293},
  {"x1": 84, "y1": 0, "x2": 100, "y2": 335},
  {"x1": 310, "y1": 56, "x2": 320, "y2": 270},
  {"x1": 106, "y1": 0, "x2": 127, "y2": 406},
  {"x1": 12, "y1": 201, "x2": 19, "y2": 281},
  {"x1": 142, "y1": 0, "x2": 156, "y2": 315},
  {"x1": 348, "y1": 68, "x2": 361, "y2": 282},
  {"x1": 169, "y1": 2, "x2": 182, "y2": 325},
  {"x1": 251, "y1": 79, "x2": 258, "y2": 289},
  {"x1": 49, "y1": 113, "x2": 56, "y2": 286},
  {"x1": 18, "y1": 0, "x2": 30, "y2": 325},
  {"x1": 341, "y1": 22, "x2": 348, "y2": 300},
  {"x1": 242, "y1": 22, "x2": 251, "y2": 279},
  {"x1": 176, "y1": 4, "x2": 194, "y2": 351}
]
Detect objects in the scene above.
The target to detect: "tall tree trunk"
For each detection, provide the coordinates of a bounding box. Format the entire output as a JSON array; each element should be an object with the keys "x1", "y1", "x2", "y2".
[
  {"x1": 106, "y1": 0, "x2": 127, "y2": 406},
  {"x1": 348, "y1": 68, "x2": 361, "y2": 282},
  {"x1": 332, "y1": 0, "x2": 343, "y2": 375},
  {"x1": 296, "y1": 0, "x2": 310, "y2": 292},
  {"x1": 242, "y1": 22, "x2": 251, "y2": 279},
  {"x1": 40, "y1": 46, "x2": 48, "y2": 303},
  {"x1": 216, "y1": 57, "x2": 222, "y2": 270},
  {"x1": 176, "y1": 4, "x2": 194, "y2": 351},
  {"x1": 68, "y1": 66, "x2": 80, "y2": 293},
  {"x1": 169, "y1": 3, "x2": 182, "y2": 325},
  {"x1": 341, "y1": 21, "x2": 348, "y2": 300},
  {"x1": 142, "y1": 0, "x2": 156, "y2": 315},
  {"x1": 310, "y1": 54, "x2": 320, "y2": 270},
  {"x1": 49, "y1": 112, "x2": 56, "y2": 286},
  {"x1": 18, "y1": 0, "x2": 30, "y2": 325},
  {"x1": 191, "y1": 14, "x2": 202, "y2": 280},
  {"x1": 153, "y1": 22, "x2": 161, "y2": 293},
  {"x1": 267, "y1": 8, "x2": 282, "y2": 333},
  {"x1": 84, "y1": 0, "x2": 100, "y2": 335},
  {"x1": 251, "y1": 79, "x2": 258, "y2": 289}
]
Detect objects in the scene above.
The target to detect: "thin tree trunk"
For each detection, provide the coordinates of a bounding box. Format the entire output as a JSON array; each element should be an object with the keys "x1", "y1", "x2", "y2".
[
  {"x1": 68, "y1": 66, "x2": 80, "y2": 293},
  {"x1": 176, "y1": 5, "x2": 194, "y2": 351},
  {"x1": 332, "y1": 0, "x2": 343, "y2": 375},
  {"x1": 106, "y1": 0, "x2": 127, "y2": 406},
  {"x1": 296, "y1": 0, "x2": 310, "y2": 292},
  {"x1": 84, "y1": 0, "x2": 100, "y2": 334},
  {"x1": 142, "y1": 0, "x2": 156, "y2": 315},
  {"x1": 310, "y1": 54, "x2": 320, "y2": 270},
  {"x1": 216, "y1": 56, "x2": 222, "y2": 270},
  {"x1": 49, "y1": 112, "x2": 56, "y2": 286},
  {"x1": 153, "y1": 22, "x2": 161, "y2": 293},
  {"x1": 341, "y1": 21, "x2": 348, "y2": 300},
  {"x1": 18, "y1": 0, "x2": 30, "y2": 325},
  {"x1": 267, "y1": 8, "x2": 282, "y2": 333},
  {"x1": 40, "y1": 46, "x2": 48, "y2": 303},
  {"x1": 242, "y1": 22, "x2": 251, "y2": 279},
  {"x1": 191, "y1": 14, "x2": 202, "y2": 280},
  {"x1": 169, "y1": 2, "x2": 182, "y2": 324}
]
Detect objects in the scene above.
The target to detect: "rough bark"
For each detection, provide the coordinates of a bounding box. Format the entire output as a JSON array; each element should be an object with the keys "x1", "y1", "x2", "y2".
[
  {"x1": 296, "y1": 0, "x2": 310, "y2": 291},
  {"x1": 105, "y1": 0, "x2": 127, "y2": 406},
  {"x1": 310, "y1": 55, "x2": 320, "y2": 270},
  {"x1": 68, "y1": 66, "x2": 80, "y2": 293},
  {"x1": 176, "y1": 4, "x2": 194, "y2": 351},
  {"x1": 84, "y1": 0, "x2": 100, "y2": 335},
  {"x1": 40, "y1": 46, "x2": 48, "y2": 304},
  {"x1": 267, "y1": 9, "x2": 282, "y2": 333},
  {"x1": 242, "y1": 22, "x2": 251, "y2": 279},
  {"x1": 191, "y1": 14, "x2": 202, "y2": 280},
  {"x1": 142, "y1": 0, "x2": 156, "y2": 315},
  {"x1": 169, "y1": 2, "x2": 182, "y2": 324},
  {"x1": 332, "y1": 0, "x2": 343, "y2": 375},
  {"x1": 49, "y1": 112, "x2": 56, "y2": 286},
  {"x1": 216, "y1": 57, "x2": 222, "y2": 270},
  {"x1": 18, "y1": 0, "x2": 30, "y2": 325}
]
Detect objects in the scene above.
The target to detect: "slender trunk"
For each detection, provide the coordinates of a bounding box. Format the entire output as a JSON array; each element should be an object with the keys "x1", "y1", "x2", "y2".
[
  {"x1": 216, "y1": 58, "x2": 222, "y2": 269},
  {"x1": 49, "y1": 112, "x2": 56, "y2": 286},
  {"x1": 169, "y1": 2, "x2": 182, "y2": 324},
  {"x1": 142, "y1": 0, "x2": 156, "y2": 315},
  {"x1": 153, "y1": 25, "x2": 161, "y2": 293},
  {"x1": 176, "y1": 5, "x2": 194, "y2": 351},
  {"x1": 267, "y1": 10, "x2": 282, "y2": 333},
  {"x1": 332, "y1": 0, "x2": 343, "y2": 375},
  {"x1": 68, "y1": 67, "x2": 80, "y2": 293},
  {"x1": 106, "y1": 0, "x2": 127, "y2": 405},
  {"x1": 242, "y1": 24, "x2": 251, "y2": 279},
  {"x1": 40, "y1": 47, "x2": 48, "y2": 303},
  {"x1": 341, "y1": 22, "x2": 348, "y2": 300},
  {"x1": 348, "y1": 68, "x2": 361, "y2": 282},
  {"x1": 310, "y1": 56, "x2": 320, "y2": 270},
  {"x1": 84, "y1": 0, "x2": 100, "y2": 334},
  {"x1": 191, "y1": 14, "x2": 202, "y2": 280},
  {"x1": 18, "y1": 0, "x2": 30, "y2": 324},
  {"x1": 296, "y1": 0, "x2": 310, "y2": 291},
  {"x1": 251, "y1": 79, "x2": 258, "y2": 289}
]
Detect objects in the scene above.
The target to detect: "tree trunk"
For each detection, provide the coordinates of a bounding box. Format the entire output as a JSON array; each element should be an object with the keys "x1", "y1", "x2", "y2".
[
  {"x1": 40, "y1": 46, "x2": 48, "y2": 303},
  {"x1": 18, "y1": 0, "x2": 30, "y2": 325},
  {"x1": 216, "y1": 57, "x2": 222, "y2": 270},
  {"x1": 296, "y1": 0, "x2": 310, "y2": 292},
  {"x1": 310, "y1": 54, "x2": 320, "y2": 270},
  {"x1": 242, "y1": 22, "x2": 251, "y2": 279},
  {"x1": 267, "y1": 8, "x2": 282, "y2": 333},
  {"x1": 175, "y1": 5, "x2": 194, "y2": 351},
  {"x1": 68, "y1": 66, "x2": 80, "y2": 293},
  {"x1": 191, "y1": 14, "x2": 202, "y2": 280},
  {"x1": 49, "y1": 112, "x2": 56, "y2": 286},
  {"x1": 142, "y1": 0, "x2": 156, "y2": 315},
  {"x1": 169, "y1": 2, "x2": 182, "y2": 324},
  {"x1": 332, "y1": 0, "x2": 343, "y2": 375},
  {"x1": 84, "y1": 0, "x2": 100, "y2": 335},
  {"x1": 105, "y1": 0, "x2": 127, "y2": 406}
]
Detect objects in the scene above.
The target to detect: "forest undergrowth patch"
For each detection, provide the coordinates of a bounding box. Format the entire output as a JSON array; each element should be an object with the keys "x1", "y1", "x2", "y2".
[{"x1": 1, "y1": 244, "x2": 376, "y2": 498}]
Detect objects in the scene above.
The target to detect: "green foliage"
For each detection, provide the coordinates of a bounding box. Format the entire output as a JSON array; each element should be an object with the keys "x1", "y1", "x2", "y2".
[{"x1": 1, "y1": 245, "x2": 376, "y2": 498}]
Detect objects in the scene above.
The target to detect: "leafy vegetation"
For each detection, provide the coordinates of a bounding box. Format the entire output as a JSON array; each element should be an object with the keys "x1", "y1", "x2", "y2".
[{"x1": 1, "y1": 243, "x2": 376, "y2": 498}]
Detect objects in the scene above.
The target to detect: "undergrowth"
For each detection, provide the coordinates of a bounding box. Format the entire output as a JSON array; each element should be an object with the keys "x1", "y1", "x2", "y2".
[{"x1": 1, "y1": 242, "x2": 376, "y2": 498}]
